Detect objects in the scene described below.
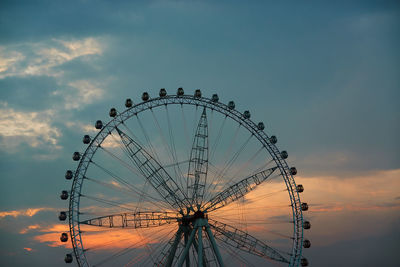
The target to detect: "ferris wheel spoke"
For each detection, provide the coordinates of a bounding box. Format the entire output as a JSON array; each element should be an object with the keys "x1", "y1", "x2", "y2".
[
  {"x1": 180, "y1": 105, "x2": 191, "y2": 154},
  {"x1": 253, "y1": 159, "x2": 275, "y2": 175},
  {"x1": 118, "y1": 120, "x2": 171, "y2": 179},
  {"x1": 209, "y1": 116, "x2": 227, "y2": 162},
  {"x1": 84, "y1": 177, "x2": 171, "y2": 212},
  {"x1": 92, "y1": 242, "x2": 140, "y2": 267},
  {"x1": 150, "y1": 110, "x2": 183, "y2": 187},
  {"x1": 208, "y1": 219, "x2": 290, "y2": 264},
  {"x1": 87, "y1": 161, "x2": 172, "y2": 211},
  {"x1": 80, "y1": 194, "x2": 139, "y2": 212},
  {"x1": 115, "y1": 127, "x2": 191, "y2": 212},
  {"x1": 163, "y1": 159, "x2": 190, "y2": 169},
  {"x1": 79, "y1": 211, "x2": 179, "y2": 229},
  {"x1": 123, "y1": 224, "x2": 176, "y2": 266},
  {"x1": 135, "y1": 115, "x2": 163, "y2": 164},
  {"x1": 165, "y1": 106, "x2": 188, "y2": 199},
  {"x1": 98, "y1": 146, "x2": 177, "y2": 211},
  {"x1": 204, "y1": 133, "x2": 252, "y2": 202},
  {"x1": 203, "y1": 167, "x2": 278, "y2": 212},
  {"x1": 218, "y1": 240, "x2": 257, "y2": 267},
  {"x1": 229, "y1": 146, "x2": 265, "y2": 180},
  {"x1": 187, "y1": 107, "x2": 209, "y2": 209}
]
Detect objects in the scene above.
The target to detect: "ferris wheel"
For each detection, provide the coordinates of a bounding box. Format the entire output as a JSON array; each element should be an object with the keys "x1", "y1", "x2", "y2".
[{"x1": 59, "y1": 88, "x2": 310, "y2": 267}]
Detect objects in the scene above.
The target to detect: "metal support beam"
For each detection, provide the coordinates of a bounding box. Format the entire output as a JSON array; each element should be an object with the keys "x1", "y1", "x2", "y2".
[
  {"x1": 165, "y1": 226, "x2": 184, "y2": 267},
  {"x1": 193, "y1": 238, "x2": 207, "y2": 267},
  {"x1": 184, "y1": 228, "x2": 190, "y2": 267},
  {"x1": 198, "y1": 226, "x2": 203, "y2": 267},
  {"x1": 178, "y1": 221, "x2": 198, "y2": 267},
  {"x1": 205, "y1": 222, "x2": 224, "y2": 267}
]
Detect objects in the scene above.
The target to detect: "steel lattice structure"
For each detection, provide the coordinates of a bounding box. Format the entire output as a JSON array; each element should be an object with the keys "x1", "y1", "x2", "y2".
[{"x1": 60, "y1": 89, "x2": 310, "y2": 266}]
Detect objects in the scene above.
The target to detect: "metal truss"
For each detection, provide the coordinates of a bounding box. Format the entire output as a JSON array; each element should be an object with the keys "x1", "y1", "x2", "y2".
[
  {"x1": 80, "y1": 212, "x2": 179, "y2": 228},
  {"x1": 187, "y1": 107, "x2": 209, "y2": 209},
  {"x1": 116, "y1": 127, "x2": 190, "y2": 212},
  {"x1": 204, "y1": 166, "x2": 278, "y2": 212},
  {"x1": 209, "y1": 219, "x2": 289, "y2": 263}
]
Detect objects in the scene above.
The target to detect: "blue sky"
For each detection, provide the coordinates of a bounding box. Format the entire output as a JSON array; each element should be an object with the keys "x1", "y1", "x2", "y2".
[{"x1": 0, "y1": 1, "x2": 399, "y2": 266}]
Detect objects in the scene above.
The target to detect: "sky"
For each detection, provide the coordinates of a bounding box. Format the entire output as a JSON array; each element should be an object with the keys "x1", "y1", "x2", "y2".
[{"x1": 0, "y1": 0, "x2": 399, "y2": 266}]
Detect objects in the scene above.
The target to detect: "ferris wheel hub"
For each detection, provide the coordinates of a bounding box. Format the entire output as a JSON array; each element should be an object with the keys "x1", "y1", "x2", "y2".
[{"x1": 180, "y1": 210, "x2": 207, "y2": 225}]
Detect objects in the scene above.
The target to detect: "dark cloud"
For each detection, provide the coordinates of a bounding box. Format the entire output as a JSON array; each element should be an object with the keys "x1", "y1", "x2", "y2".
[
  {"x1": 0, "y1": 0, "x2": 146, "y2": 43},
  {"x1": 306, "y1": 230, "x2": 399, "y2": 267}
]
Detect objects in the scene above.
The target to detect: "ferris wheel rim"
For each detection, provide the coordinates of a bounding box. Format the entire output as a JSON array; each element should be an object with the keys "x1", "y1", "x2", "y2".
[{"x1": 68, "y1": 93, "x2": 304, "y2": 267}]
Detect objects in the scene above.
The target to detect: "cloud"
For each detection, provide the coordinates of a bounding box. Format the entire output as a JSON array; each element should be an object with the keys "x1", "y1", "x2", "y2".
[
  {"x1": 65, "y1": 121, "x2": 98, "y2": 134},
  {"x1": 53, "y1": 79, "x2": 105, "y2": 110},
  {"x1": 51, "y1": 38, "x2": 102, "y2": 61},
  {"x1": 0, "y1": 38, "x2": 103, "y2": 79},
  {"x1": 0, "y1": 37, "x2": 107, "y2": 157},
  {"x1": 0, "y1": 208, "x2": 54, "y2": 219},
  {"x1": 63, "y1": 126, "x2": 123, "y2": 148},
  {"x1": 20, "y1": 224, "x2": 41, "y2": 234},
  {"x1": 33, "y1": 225, "x2": 71, "y2": 248},
  {"x1": 310, "y1": 202, "x2": 400, "y2": 213},
  {"x1": 293, "y1": 169, "x2": 400, "y2": 214},
  {"x1": 0, "y1": 105, "x2": 61, "y2": 151},
  {"x1": 33, "y1": 223, "x2": 160, "y2": 249},
  {"x1": 208, "y1": 169, "x2": 400, "y2": 248},
  {"x1": 101, "y1": 136, "x2": 121, "y2": 148},
  {"x1": 0, "y1": 48, "x2": 25, "y2": 73},
  {"x1": 23, "y1": 247, "x2": 33, "y2": 252}
]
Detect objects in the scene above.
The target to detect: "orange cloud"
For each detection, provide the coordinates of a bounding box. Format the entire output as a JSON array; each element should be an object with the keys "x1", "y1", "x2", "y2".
[
  {"x1": 289, "y1": 169, "x2": 400, "y2": 247},
  {"x1": 32, "y1": 224, "x2": 73, "y2": 248},
  {"x1": 0, "y1": 207, "x2": 54, "y2": 219},
  {"x1": 23, "y1": 247, "x2": 33, "y2": 252},
  {"x1": 28, "y1": 169, "x2": 400, "y2": 255},
  {"x1": 33, "y1": 223, "x2": 162, "y2": 250},
  {"x1": 205, "y1": 168, "x2": 400, "y2": 250},
  {"x1": 38, "y1": 224, "x2": 71, "y2": 233},
  {"x1": 34, "y1": 232, "x2": 72, "y2": 248},
  {"x1": 79, "y1": 228, "x2": 157, "y2": 250},
  {"x1": 310, "y1": 202, "x2": 400, "y2": 213},
  {"x1": 296, "y1": 168, "x2": 400, "y2": 213},
  {"x1": 20, "y1": 224, "x2": 41, "y2": 234}
]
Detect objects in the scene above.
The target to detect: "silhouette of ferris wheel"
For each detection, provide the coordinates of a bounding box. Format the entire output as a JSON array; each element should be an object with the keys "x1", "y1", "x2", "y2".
[{"x1": 59, "y1": 88, "x2": 310, "y2": 266}]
